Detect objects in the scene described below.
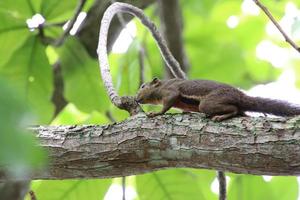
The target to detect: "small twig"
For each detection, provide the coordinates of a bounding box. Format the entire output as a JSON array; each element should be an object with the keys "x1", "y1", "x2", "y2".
[
  {"x1": 105, "y1": 110, "x2": 116, "y2": 122},
  {"x1": 43, "y1": 21, "x2": 67, "y2": 28},
  {"x1": 54, "y1": 0, "x2": 87, "y2": 47},
  {"x1": 51, "y1": 61, "x2": 68, "y2": 119},
  {"x1": 217, "y1": 171, "x2": 227, "y2": 200},
  {"x1": 138, "y1": 46, "x2": 146, "y2": 86},
  {"x1": 29, "y1": 190, "x2": 37, "y2": 200},
  {"x1": 253, "y1": 0, "x2": 300, "y2": 52},
  {"x1": 122, "y1": 177, "x2": 126, "y2": 200}
]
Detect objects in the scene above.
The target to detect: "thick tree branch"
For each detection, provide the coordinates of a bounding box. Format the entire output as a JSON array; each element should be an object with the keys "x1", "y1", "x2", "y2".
[{"x1": 1, "y1": 114, "x2": 299, "y2": 180}]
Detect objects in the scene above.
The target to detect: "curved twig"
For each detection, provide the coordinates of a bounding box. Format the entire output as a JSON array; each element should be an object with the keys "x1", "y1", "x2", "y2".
[
  {"x1": 97, "y1": 2, "x2": 187, "y2": 112},
  {"x1": 253, "y1": 0, "x2": 300, "y2": 52}
]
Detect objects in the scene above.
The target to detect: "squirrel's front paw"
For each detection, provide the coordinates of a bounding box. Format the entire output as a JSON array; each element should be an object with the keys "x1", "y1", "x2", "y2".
[{"x1": 146, "y1": 112, "x2": 158, "y2": 117}]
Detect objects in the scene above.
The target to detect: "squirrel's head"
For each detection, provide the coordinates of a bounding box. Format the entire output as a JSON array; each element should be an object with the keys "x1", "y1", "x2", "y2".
[{"x1": 136, "y1": 77, "x2": 162, "y2": 104}]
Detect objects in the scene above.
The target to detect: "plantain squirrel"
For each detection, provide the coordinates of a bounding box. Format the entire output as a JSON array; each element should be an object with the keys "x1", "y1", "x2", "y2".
[{"x1": 135, "y1": 78, "x2": 300, "y2": 121}]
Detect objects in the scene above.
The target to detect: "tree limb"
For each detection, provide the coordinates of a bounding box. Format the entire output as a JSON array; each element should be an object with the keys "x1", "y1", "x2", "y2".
[{"x1": 1, "y1": 114, "x2": 299, "y2": 180}]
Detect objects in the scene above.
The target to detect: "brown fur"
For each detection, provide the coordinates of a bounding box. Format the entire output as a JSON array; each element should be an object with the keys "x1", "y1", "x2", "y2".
[{"x1": 136, "y1": 78, "x2": 300, "y2": 121}]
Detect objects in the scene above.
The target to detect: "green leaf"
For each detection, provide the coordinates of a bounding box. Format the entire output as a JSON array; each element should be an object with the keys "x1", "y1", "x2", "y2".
[
  {"x1": 181, "y1": 0, "x2": 219, "y2": 18},
  {"x1": 136, "y1": 169, "x2": 217, "y2": 200},
  {"x1": 0, "y1": 0, "x2": 33, "y2": 19},
  {"x1": 110, "y1": 40, "x2": 143, "y2": 96},
  {"x1": 40, "y1": 0, "x2": 77, "y2": 22},
  {"x1": 0, "y1": 36, "x2": 54, "y2": 123},
  {"x1": 228, "y1": 175, "x2": 270, "y2": 200},
  {"x1": 27, "y1": 179, "x2": 111, "y2": 200},
  {"x1": 182, "y1": 0, "x2": 282, "y2": 88},
  {"x1": 268, "y1": 176, "x2": 298, "y2": 200},
  {"x1": 51, "y1": 103, "x2": 110, "y2": 125},
  {"x1": 0, "y1": 0, "x2": 31, "y2": 67},
  {"x1": 227, "y1": 175, "x2": 298, "y2": 200},
  {"x1": 58, "y1": 38, "x2": 110, "y2": 113}
]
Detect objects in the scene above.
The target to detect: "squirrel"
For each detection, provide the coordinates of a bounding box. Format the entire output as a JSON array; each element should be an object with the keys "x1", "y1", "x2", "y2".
[{"x1": 135, "y1": 77, "x2": 300, "y2": 121}]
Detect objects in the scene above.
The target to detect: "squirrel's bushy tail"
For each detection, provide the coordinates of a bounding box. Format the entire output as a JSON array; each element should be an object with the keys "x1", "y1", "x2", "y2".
[{"x1": 240, "y1": 95, "x2": 300, "y2": 116}]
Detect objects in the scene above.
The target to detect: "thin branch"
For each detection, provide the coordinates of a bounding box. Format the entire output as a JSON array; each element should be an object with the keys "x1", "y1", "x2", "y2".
[
  {"x1": 29, "y1": 190, "x2": 37, "y2": 200},
  {"x1": 54, "y1": 0, "x2": 87, "y2": 47},
  {"x1": 51, "y1": 61, "x2": 67, "y2": 118},
  {"x1": 122, "y1": 177, "x2": 126, "y2": 200},
  {"x1": 217, "y1": 171, "x2": 226, "y2": 200},
  {"x1": 138, "y1": 46, "x2": 146, "y2": 86},
  {"x1": 253, "y1": 0, "x2": 300, "y2": 52},
  {"x1": 97, "y1": 3, "x2": 186, "y2": 112},
  {"x1": 43, "y1": 21, "x2": 67, "y2": 28}
]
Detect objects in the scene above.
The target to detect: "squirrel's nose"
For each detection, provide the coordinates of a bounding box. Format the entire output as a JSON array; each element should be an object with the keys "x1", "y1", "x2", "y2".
[{"x1": 135, "y1": 96, "x2": 142, "y2": 103}]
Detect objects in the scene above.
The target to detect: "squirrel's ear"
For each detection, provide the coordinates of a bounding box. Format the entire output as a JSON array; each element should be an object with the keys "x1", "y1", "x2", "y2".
[
  {"x1": 151, "y1": 77, "x2": 161, "y2": 87},
  {"x1": 151, "y1": 77, "x2": 160, "y2": 84}
]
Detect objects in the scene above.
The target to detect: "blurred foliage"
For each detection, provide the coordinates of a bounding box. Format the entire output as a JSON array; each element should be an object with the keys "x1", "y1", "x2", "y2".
[
  {"x1": 228, "y1": 174, "x2": 298, "y2": 200},
  {"x1": 136, "y1": 169, "x2": 217, "y2": 200},
  {"x1": 0, "y1": 0, "x2": 300, "y2": 199},
  {"x1": 25, "y1": 179, "x2": 111, "y2": 200},
  {"x1": 0, "y1": 78, "x2": 47, "y2": 177}
]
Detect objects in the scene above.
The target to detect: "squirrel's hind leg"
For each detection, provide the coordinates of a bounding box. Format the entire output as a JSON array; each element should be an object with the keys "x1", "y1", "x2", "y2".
[
  {"x1": 210, "y1": 106, "x2": 238, "y2": 121},
  {"x1": 198, "y1": 94, "x2": 239, "y2": 121}
]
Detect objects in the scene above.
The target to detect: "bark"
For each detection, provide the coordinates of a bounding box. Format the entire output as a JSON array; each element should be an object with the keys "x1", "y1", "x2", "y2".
[
  {"x1": 77, "y1": 0, "x2": 155, "y2": 57},
  {"x1": 1, "y1": 113, "x2": 300, "y2": 180},
  {"x1": 157, "y1": 0, "x2": 189, "y2": 78}
]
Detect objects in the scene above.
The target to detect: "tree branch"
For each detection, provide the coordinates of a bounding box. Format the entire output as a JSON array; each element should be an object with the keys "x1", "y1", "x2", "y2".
[
  {"x1": 253, "y1": 0, "x2": 300, "y2": 52},
  {"x1": 1, "y1": 114, "x2": 299, "y2": 180}
]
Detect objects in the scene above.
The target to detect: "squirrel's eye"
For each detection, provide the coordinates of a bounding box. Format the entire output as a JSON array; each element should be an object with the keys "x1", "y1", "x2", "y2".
[{"x1": 141, "y1": 84, "x2": 145, "y2": 89}]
